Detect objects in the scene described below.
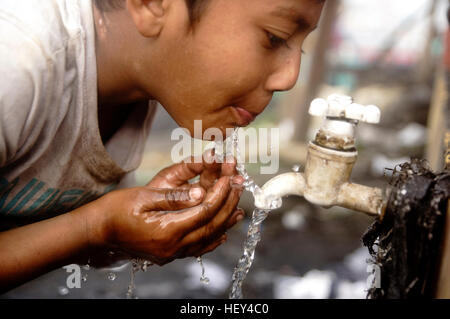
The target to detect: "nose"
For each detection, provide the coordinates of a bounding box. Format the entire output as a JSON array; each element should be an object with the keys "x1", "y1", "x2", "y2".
[{"x1": 264, "y1": 51, "x2": 302, "y2": 92}]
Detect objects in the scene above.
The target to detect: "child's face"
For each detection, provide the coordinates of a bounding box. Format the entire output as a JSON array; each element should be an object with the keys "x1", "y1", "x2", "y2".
[{"x1": 141, "y1": 0, "x2": 324, "y2": 136}]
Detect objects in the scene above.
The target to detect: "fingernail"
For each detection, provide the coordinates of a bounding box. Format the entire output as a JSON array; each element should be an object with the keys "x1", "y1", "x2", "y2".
[
  {"x1": 189, "y1": 187, "x2": 203, "y2": 200},
  {"x1": 232, "y1": 175, "x2": 244, "y2": 185},
  {"x1": 203, "y1": 150, "x2": 215, "y2": 164},
  {"x1": 236, "y1": 214, "x2": 244, "y2": 222}
]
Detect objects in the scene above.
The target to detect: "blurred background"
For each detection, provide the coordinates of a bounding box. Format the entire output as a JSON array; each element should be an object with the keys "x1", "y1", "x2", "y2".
[{"x1": 3, "y1": 0, "x2": 449, "y2": 299}]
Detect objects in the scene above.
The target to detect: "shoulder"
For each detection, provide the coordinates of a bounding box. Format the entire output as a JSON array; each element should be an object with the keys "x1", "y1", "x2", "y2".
[
  {"x1": 0, "y1": 0, "x2": 94, "y2": 58},
  {"x1": 0, "y1": 0, "x2": 96, "y2": 167}
]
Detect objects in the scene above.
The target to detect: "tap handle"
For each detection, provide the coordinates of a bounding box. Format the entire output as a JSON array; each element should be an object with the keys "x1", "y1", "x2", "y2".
[{"x1": 309, "y1": 94, "x2": 380, "y2": 124}]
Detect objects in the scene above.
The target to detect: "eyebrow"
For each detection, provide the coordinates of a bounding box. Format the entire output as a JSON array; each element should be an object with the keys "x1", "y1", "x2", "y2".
[{"x1": 270, "y1": 6, "x2": 319, "y2": 31}]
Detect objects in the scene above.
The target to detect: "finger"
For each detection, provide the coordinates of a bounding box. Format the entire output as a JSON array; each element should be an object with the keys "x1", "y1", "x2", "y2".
[
  {"x1": 199, "y1": 150, "x2": 222, "y2": 189},
  {"x1": 180, "y1": 176, "x2": 243, "y2": 245},
  {"x1": 192, "y1": 234, "x2": 227, "y2": 258},
  {"x1": 172, "y1": 176, "x2": 232, "y2": 233},
  {"x1": 175, "y1": 210, "x2": 242, "y2": 260},
  {"x1": 197, "y1": 234, "x2": 227, "y2": 256},
  {"x1": 141, "y1": 186, "x2": 205, "y2": 211},
  {"x1": 225, "y1": 208, "x2": 245, "y2": 229},
  {"x1": 185, "y1": 154, "x2": 237, "y2": 189},
  {"x1": 177, "y1": 150, "x2": 229, "y2": 190},
  {"x1": 147, "y1": 156, "x2": 205, "y2": 188},
  {"x1": 221, "y1": 155, "x2": 238, "y2": 177}
]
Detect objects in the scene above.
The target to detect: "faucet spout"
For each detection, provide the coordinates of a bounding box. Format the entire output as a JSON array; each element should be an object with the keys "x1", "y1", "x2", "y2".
[
  {"x1": 254, "y1": 169, "x2": 384, "y2": 216},
  {"x1": 254, "y1": 173, "x2": 306, "y2": 210}
]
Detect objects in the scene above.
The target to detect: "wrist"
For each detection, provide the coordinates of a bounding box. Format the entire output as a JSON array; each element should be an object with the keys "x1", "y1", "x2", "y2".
[{"x1": 72, "y1": 198, "x2": 109, "y2": 250}]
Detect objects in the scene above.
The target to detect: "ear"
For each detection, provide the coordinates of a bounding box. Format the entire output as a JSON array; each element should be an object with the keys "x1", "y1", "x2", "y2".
[{"x1": 126, "y1": 0, "x2": 168, "y2": 37}]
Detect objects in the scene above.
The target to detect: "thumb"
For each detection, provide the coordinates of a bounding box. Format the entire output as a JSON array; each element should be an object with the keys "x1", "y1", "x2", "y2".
[{"x1": 142, "y1": 186, "x2": 205, "y2": 211}]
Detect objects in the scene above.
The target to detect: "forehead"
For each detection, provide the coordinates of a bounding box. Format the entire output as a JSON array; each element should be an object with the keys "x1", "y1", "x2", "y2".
[
  {"x1": 207, "y1": 0, "x2": 325, "y2": 29},
  {"x1": 257, "y1": 0, "x2": 325, "y2": 26}
]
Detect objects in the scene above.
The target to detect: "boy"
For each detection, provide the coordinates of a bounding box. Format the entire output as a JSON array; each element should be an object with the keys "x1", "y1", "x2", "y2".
[{"x1": 0, "y1": 0, "x2": 324, "y2": 292}]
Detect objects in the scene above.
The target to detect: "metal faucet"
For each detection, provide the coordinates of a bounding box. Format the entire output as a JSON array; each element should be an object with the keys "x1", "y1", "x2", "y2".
[{"x1": 254, "y1": 94, "x2": 385, "y2": 216}]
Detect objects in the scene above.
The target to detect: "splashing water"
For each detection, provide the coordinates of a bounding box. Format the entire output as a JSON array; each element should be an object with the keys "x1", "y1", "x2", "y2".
[
  {"x1": 81, "y1": 259, "x2": 90, "y2": 283},
  {"x1": 58, "y1": 286, "x2": 69, "y2": 296},
  {"x1": 225, "y1": 129, "x2": 281, "y2": 299},
  {"x1": 107, "y1": 272, "x2": 117, "y2": 281}
]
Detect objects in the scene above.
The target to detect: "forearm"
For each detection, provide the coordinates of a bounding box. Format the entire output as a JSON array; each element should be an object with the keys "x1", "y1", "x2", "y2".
[{"x1": 0, "y1": 204, "x2": 101, "y2": 293}]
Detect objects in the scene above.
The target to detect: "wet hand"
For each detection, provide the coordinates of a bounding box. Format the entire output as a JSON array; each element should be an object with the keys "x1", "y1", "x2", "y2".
[
  {"x1": 148, "y1": 149, "x2": 239, "y2": 191},
  {"x1": 86, "y1": 152, "x2": 245, "y2": 266}
]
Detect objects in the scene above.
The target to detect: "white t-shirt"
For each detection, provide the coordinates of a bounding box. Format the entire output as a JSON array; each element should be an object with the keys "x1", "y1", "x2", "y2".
[{"x1": 0, "y1": 0, "x2": 156, "y2": 230}]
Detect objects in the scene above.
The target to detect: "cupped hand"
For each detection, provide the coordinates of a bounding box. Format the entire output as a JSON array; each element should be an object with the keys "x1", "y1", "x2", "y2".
[
  {"x1": 86, "y1": 150, "x2": 245, "y2": 266},
  {"x1": 148, "y1": 149, "x2": 238, "y2": 190}
]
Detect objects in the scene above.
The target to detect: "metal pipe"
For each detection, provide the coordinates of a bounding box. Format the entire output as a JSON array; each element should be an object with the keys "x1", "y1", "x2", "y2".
[{"x1": 337, "y1": 182, "x2": 383, "y2": 216}]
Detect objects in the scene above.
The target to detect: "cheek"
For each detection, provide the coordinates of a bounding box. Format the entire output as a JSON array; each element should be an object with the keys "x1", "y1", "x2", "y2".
[
  {"x1": 197, "y1": 38, "x2": 267, "y2": 101},
  {"x1": 159, "y1": 31, "x2": 269, "y2": 129}
]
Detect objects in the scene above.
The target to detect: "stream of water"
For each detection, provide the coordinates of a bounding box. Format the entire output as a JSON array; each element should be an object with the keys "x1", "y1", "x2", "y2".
[{"x1": 224, "y1": 129, "x2": 281, "y2": 299}]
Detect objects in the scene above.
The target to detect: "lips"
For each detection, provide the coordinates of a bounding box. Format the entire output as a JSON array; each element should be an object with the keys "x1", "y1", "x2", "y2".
[{"x1": 234, "y1": 107, "x2": 257, "y2": 126}]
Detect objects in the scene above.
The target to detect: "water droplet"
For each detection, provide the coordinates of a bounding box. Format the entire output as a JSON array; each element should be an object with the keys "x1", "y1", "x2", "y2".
[
  {"x1": 196, "y1": 256, "x2": 210, "y2": 285},
  {"x1": 107, "y1": 272, "x2": 117, "y2": 281},
  {"x1": 141, "y1": 261, "x2": 153, "y2": 272},
  {"x1": 58, "y1": 286, "x2": 69, "y2": 296},
  {"x1": 400, "y1": 189, "x2": 407, "y2": 195},
  {"x1": 82, "y1": 274, "x2": 88, "y2": 282},
  {"x1": 200, "y1": 276, "x2": 210, "y2": 285},
  {"x1": 292, "y1": 164, "x2": 301, "y2": 172},
  {"x1": 126, "y1": 283, "x2": 138, "y2": 299}
]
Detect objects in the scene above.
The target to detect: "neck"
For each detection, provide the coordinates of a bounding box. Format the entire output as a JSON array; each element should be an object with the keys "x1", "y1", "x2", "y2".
[{"x1": 93, "y1": 5, "x2": 150, "y2": 108}]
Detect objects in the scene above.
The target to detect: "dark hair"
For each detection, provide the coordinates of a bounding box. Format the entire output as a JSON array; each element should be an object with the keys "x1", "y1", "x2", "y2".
[{"x1": 93, "y1": 0, "x2": 210, "y2": 23}]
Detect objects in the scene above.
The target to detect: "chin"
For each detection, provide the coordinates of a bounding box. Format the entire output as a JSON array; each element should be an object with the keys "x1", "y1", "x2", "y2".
[{"x1": 184, "y1": 122, "x2": 237, "y2": 141}]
